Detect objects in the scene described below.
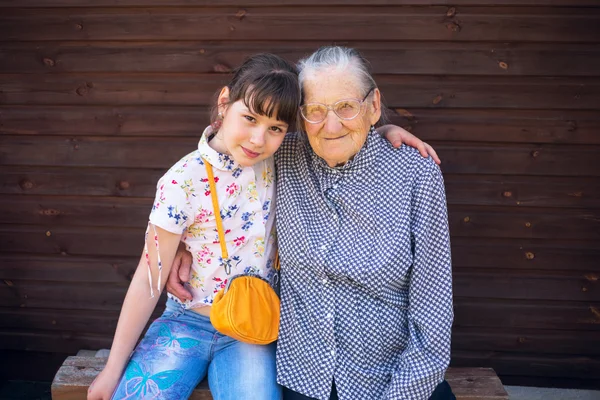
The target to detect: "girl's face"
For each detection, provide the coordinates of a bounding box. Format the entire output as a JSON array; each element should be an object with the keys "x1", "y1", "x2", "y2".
[{"x1": 215, "y1": 87, "x2": 290, "y2": 167}]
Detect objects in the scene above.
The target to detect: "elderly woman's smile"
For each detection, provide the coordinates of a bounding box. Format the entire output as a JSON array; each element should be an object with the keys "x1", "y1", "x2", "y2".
[{"x1": 301, "y1": 68, "x2": 381, "y2": 167}]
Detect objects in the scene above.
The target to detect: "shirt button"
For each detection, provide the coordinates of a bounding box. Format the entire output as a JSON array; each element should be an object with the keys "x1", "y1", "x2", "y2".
[
  {"x1": 330, "y1": 350, "x2": 336, "y2": 357},
  {"x1": 326, "y1": 312, "x2": 333, "y2": 319},
  {"x1": 320, "y1": 244, "x2": 328, "y2": 251},
  {"x1": 322, "y1": 278, "x2": 328, "y2": 285},
  {"x1": 332, "y1": 184, "x2": 338, "y2": 190}
]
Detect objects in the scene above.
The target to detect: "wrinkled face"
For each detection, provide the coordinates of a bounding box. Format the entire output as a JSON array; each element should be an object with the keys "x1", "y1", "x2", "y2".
[
  {"x1": 216, "y1": 87, "x2": 289, "y2": 167},
  {"x1": 302, "y1": 68, "x2": 381, "y2": 167}
]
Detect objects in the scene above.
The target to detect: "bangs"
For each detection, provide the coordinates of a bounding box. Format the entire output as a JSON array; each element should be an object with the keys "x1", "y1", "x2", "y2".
[{"x1": 240, "y1": 73, "x2": 300, "y2": 127}]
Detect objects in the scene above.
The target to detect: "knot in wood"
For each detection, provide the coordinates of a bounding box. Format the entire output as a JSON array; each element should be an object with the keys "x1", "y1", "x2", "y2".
[
  {"x1": 235, "y1": 9, "x2": 247, "y2": 20},
  {"x1": 525, "y1": 252, "x2": 535, "y2": 260},
  {"x1": 518, "y1": 337, "x2": 527, "y2": 344},
  {"x1": 76, "y1": 86, "x2": 88, "y2": 96},
  {"x1": 40, "y1": 208, "x2": 60, "y2": 216},
  {"x1": 531, "y1": 150, "x2": 540, "y2": 158},
  {"x1": 43, "y1": 57, "x2": 55, "y2": 67},
  {"x1": 19, "y1": 179, "x2": 34, "y2": 190},
  {"x1": 45, "y1": 230, "x2": 52, "y2": 237},
  {"x1": 74, "y1": 23, "x2": 83, "y2": 31},
  {"x1": 463, "y1": 216, "x2": 470, "y2": 223},
  {"x1": 446, "y1": 22, "x2": 461, "y2": 32},
  {"x1": 525, "y1": 222, "x2": 531, "y2": 228},
  {"x1": 118, "y1": 181, "x2": 130, "y2": 190},
  {"x1": 199, "y1": 49, "x2": 206, "y2": 54},
  {"x1": 446, "y1": 7, "x2": 456, "y2": 17},
  {"x1": 502, "y1": 191, "x2": 512, "y2": 198},
  {"x1": 4, "y1": 280, "x2": 14, "y2": 287},
  {"x1": 498, "y1": 61, "x2": 508, "y2": 70},
  {"x1": 582, "y1": 287, "x2": 588, "y2": 292},
  {"x1": 432, "y1": 95, "x2": 443, "y2": 105}
]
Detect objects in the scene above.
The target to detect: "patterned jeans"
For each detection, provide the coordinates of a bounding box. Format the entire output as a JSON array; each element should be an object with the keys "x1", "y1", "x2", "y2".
[{"x1": 111, "y1": 298, "x2": 280, "y2": 400}]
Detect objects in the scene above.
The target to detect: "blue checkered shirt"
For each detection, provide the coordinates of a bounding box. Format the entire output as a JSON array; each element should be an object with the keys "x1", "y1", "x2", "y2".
[{"x1": 274, "y1": 131, "x2": 454, "y2": 400}]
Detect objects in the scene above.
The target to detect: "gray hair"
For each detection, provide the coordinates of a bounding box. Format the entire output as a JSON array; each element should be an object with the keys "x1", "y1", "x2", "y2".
[
  {"x1": 297, "y1": 46, "x2": 387, "y2": 126},
  {"x1": 297, "y1": 46, "x2": 377, "y2": 99}
]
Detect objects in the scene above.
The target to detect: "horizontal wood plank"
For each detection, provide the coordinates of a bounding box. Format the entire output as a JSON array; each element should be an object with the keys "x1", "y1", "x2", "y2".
[
  {"x1": 0, "y1": 307, "x2": 162, "y2": 336},
  {"x1": 1, "y1": 7, "x2": 599, "y2": 42},
  {"x1": 451, "y1": 350, "x2": 600, "y2": 379},
  {"x1": 0, "y1": 254, "x2": 138, "y2": 283},
  {"x1": 2, "y1": 42, "x2": 599, "y2": 76},
  {"x1": 3, "y1": 107, "x2": 599, "y2": 145},
  {"x1": 3, "y1": 0, "x2": 598, "y2": 6},
  {"x1": 1, "y1": 269, "x2": 597, "y2": 311},
  {"x1": 2, "y1": 74, "x2": 600, "y2": 109},
  {"x1": 454, "y1": 298, "x2": 600, "y2": 331},
  {"x1": 1, "y1": 299, "x2": 598, "y2": 336},
  {"x1": 1, "y1": 195, "x2": 599, "y2": 240},
  {"x1": 453, "y1": 269, "x2": 599, "y2": 302},
  {"x1": 2, "y1": 136, "x2": 599, "y2": 176},
  {"x1": 1, "y1": 237, "x2": 598, "y2": 283},
  {"x1": 450, "y1": 237, "x2": 600, "y2": 271},
  {"x1": 4, "y1": 167, "x2": 599, "y2": 208},
  {"x1": 452, "y1": 327, "x2": 600, "y2": 355}
]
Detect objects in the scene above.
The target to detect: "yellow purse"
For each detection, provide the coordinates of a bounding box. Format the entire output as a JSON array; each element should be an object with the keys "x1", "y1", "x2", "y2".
[{"x1": 203, "y1": 159, "x2": 281, "y2": 345}]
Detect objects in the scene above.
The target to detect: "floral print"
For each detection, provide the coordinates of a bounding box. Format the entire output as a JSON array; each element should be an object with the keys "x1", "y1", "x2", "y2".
[{"x1": 148, "y1": 126, "x2": 278, "y2": 309}]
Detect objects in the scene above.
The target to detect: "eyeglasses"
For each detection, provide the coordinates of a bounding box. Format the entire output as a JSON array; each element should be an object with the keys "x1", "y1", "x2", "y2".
[{"x1": 300, "y1": 87, "x2": 375, "y2": 124}]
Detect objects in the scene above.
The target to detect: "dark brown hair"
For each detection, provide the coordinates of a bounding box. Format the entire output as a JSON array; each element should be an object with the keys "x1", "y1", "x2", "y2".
[{"x1": 215, "y1": 53, "x2": 301, "y2": 130}]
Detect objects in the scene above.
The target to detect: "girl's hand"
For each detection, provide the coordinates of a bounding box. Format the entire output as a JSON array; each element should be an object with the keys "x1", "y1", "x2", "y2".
[
  {"x1": 87, "y1": 368, "x2": 121, "y2": 400},
  {"x1": 379, "y1": 124, "x2": 441, "y2": 165}
]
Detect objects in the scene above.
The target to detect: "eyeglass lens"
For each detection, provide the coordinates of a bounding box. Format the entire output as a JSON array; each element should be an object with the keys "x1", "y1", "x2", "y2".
[{"x1": 302, "y1": 100, "x2": 361, "y2": 123}]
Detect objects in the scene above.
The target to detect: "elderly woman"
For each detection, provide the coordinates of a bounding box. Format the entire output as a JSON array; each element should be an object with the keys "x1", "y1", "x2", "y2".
[
  {"x1": 275, "y1": 47, "x2": 454, "y2": 400},
  {"x1": 167, "y1": 46, "x2": 453, "y2": 400}
]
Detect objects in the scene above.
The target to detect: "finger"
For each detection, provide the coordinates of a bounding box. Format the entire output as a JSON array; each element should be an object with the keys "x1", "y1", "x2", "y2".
[
  {"x1": 425, "y1": 143, "x2": 442, "y2": 165},
  {"x1": 166, "y1": 281, "x2": 191, "y2": 302},
  {"x1": 179, "y1": 256, "x2": 192, "y2": 282},
  {"x1": 416, "y1": 142, "x2": 429, "y2": 159}
]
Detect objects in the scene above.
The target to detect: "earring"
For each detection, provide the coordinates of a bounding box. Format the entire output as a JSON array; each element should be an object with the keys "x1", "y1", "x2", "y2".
[
  {"x1": 212, "y1": 112, "x2": 224, "y2": 130},
  {"x1": 369, "y1": 125, "x2": 377, "y2": 135}
]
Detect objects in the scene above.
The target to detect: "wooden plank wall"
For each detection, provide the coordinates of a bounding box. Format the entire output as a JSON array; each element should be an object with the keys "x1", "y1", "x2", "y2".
[{"x1": 1, "y1": 0, "x2": 599, "y2": 387}]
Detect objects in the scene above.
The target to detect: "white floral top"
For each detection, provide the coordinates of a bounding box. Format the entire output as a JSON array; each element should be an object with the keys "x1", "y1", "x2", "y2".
[{"x1": 148, "y1": 126, "x2": 278, "y2": 309}]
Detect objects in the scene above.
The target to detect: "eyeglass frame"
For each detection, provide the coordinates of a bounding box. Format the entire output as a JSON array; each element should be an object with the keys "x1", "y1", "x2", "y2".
[{"x1": 299, "y1": 86, "x2": 376, "y2": 124}]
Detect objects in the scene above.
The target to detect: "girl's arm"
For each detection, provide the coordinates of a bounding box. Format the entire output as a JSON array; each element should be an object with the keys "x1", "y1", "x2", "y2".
[
  {"x1": 87, "y1": 226, "x2": 182, "y2": 400},
  {"x1": 377, "y1": 124, "x2": 441, "y2": 165}
]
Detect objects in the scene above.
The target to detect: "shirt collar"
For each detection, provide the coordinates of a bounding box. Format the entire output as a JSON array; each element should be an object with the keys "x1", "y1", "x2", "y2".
[{"x1": 198, "y1": 126, "x2": 242, "y2": 172}]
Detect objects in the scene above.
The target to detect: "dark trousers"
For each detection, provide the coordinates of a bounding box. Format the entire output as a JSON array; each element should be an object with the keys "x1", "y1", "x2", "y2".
[{"x1": 282, "y1": 380, "x2": 456, "y2": 400}]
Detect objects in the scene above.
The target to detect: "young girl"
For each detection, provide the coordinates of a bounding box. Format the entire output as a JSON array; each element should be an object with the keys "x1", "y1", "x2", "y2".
[{"x1": 88, "y1": 53, "x2": 301, "y2": 400}]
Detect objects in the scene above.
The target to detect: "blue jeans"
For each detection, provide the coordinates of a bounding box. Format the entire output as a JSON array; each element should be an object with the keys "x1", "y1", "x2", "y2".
[{"x1": 111, "y1": 298, "x2": 281, "y2": 400}]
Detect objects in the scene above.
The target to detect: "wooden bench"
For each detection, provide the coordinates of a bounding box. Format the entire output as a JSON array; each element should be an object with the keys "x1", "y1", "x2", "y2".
[{"x1": 52, "y1": 354, "x2": 508, "y2": 400}]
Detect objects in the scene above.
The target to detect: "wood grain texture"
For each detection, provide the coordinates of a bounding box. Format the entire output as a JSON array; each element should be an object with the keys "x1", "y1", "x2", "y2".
[
  {"x1": 1, "y1": 7, "x2": 599, "y2": 42},
  {"x1": 3, "y1": 107, "x2": 599, "y2": 145},
  {"x1": 49, "y1": 356, "x2": 507, "y2": 400},
  {"x1": 2, "y1": 42, "x2": 600, "y2": 76},
  {"x1": 3, "y1": 168, "x2": 598, "y2": 208},
  {"x1": 2, "y1": 74, "x2": 599, "y2": 109},
  {"x1": 1, "y1": 0, "x2": 599, "y2": 389},
  {"x1": 2, "y1": 136, "x2": 598, "y2": 177},
  {"x1": 2, "y1": 0, "x2": 598, "y2": 6}
]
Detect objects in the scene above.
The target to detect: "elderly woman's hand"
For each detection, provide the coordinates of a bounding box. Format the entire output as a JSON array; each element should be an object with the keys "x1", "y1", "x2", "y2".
[
  {"x1": 378, "y1": 124, "x2": 441, "y2": 165},
  {"x1": 166, "y1": 242, "x2": 194, "y2": 302}
]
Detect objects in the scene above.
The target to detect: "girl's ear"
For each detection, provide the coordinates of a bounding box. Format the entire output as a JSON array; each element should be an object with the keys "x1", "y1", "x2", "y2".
[{"x1": 217, "y1": 86, "x2": 231, "y2": 115}]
